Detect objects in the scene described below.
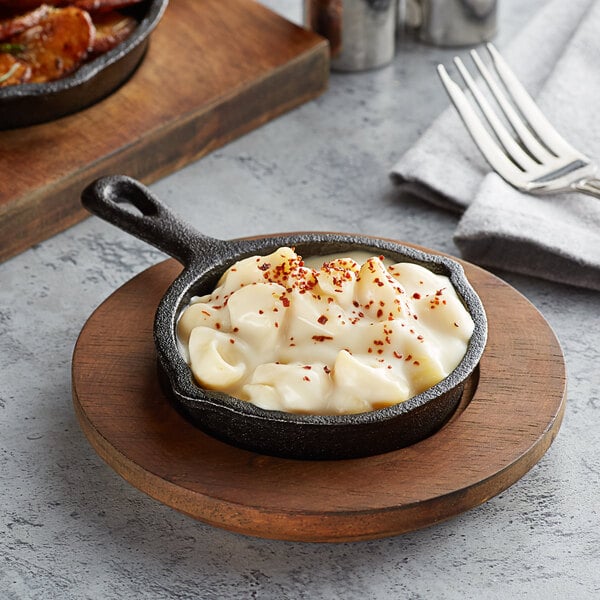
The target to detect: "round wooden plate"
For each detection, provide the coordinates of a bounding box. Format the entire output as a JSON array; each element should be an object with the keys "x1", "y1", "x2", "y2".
[{"x1": 72, "y1": 249, "x2": 566, "y2": 542}]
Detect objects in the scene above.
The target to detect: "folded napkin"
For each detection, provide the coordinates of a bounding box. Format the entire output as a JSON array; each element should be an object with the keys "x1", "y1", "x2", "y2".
[{"x1": 391, "y1": 0, "x2": 600, "y2": 291}]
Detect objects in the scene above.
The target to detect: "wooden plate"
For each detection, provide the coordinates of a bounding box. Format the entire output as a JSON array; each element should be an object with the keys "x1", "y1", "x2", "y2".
[{"x1": 71, "y1": 250, "x2": 566, "y2": 542}]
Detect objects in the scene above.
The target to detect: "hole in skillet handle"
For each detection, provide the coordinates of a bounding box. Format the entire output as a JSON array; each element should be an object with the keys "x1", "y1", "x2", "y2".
[
  {"x1": 80, "y1": 175, "x2": 215, "y2": 267},
  {"x1": 81, "y1": 176, "x2": 488, "y2": 461}
]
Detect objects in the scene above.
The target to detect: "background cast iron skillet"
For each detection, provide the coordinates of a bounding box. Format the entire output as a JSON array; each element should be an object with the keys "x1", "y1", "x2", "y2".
[
  {"x1": 81, "y1": 175, "x2": 487, "y2": 460},
  {"x1": 0, "y1": 0, "x2": 168, "y2": 130}
]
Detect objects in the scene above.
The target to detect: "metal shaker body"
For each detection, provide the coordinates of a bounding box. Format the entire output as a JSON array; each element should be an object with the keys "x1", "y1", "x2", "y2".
[
  {"x1": 304, "y1": 0, "x2": 397, "y2": 71},
  {"x1": 406, "y1": 0, "x2": 497, "y2": 47}
]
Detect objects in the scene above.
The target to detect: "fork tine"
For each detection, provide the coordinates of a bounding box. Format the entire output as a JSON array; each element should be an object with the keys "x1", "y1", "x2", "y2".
[
  {"x1": 453, "y1": 56, "x2": 538, "y2": 172},
  {"x1": 437, "y1": 65, "x2": 523, "y2": 183},
  {"x1": 485, "y1": 43, "x2": 584, "y2": 159},
  {"x1": 469, "y1": 48, "x2": 554, "y2": 164}
]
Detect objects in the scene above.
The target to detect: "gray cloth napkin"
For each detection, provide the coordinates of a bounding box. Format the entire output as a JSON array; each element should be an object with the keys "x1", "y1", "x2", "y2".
[{"x1": 391, "y1": 0, "x2": 600, "y2": 291}]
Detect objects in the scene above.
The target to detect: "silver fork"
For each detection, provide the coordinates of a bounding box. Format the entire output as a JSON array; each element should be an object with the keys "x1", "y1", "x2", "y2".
[{"x1": 437, "y1": 43, "x2": 600, "y2": 199}]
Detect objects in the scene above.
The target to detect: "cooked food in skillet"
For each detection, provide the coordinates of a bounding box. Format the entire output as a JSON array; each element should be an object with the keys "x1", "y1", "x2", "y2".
[
  {"x1": 177, "y1": 247, "x2": 475, "y2": 415},
  {"x1": 0, "y1": 0, "x2": 141, "y2": 86}
]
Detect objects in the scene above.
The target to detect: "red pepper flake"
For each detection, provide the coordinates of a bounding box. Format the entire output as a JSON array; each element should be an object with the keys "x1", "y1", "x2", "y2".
[
  {"x1": 274, "y1": 322, "x2": 279, "y2": 328},
  {"x1": 368, "y1": 348, "x2": 373, "y2": 353},
  {"x1": 317, "y1": 315, "x2": 328, "y2": 325},
  {"x1": 436, "y1": 288, "x2": 445, "y2": 296},
  {"x1": 303, "y1": 376, "x2": 310, "y2": 382},
  {"x1": 377, "y1": 309, "x2": 383, "y2": 318},
  {"x1": 258, "y1": 263, "x2": 270, "y2": 271},
  {"x1": 377, "y1": 349, "x2": 383, "y2": 355},
  {"x1": 215, "y1": 323, "x2": 221, "y2": 330},
  {"x1": 417, "y1": 335, "x2": 424, "y2": 341},
  {"x1": 404, "y1": 354, "x2": 412, "y2": 361},
  {"x1": 258, "y1": 310, "x2": 264, "y2": 315},
  {"x1": 303, "y1": 365, "x2": 312, "y2": 370},
  {"x1": 323, "y1": 366, "x2": 331, "y2": 374},
  {"x1": 281, "y1": 296, "x2": 290, "y2": 308},
  {"x1": 229, "y1": 338, "x2": 235, "y2": 344},
  {"x1": 353, "y1": 301, "x2": 360, "y2": 308},
  {"x1": 413, "y1": 360, "x2": 420, "y2": 366},
  {"x1": 312, "y1": 335, "x2": 333, "y2": 342},
  {"x1": 233, "y1": 327, "x2": 239, "y2": 333},
  {"x1": 201, "y1": 310, "x2": 211, "y2": 316},
  {"x1": 393, "y1": 351, "x2": 403, "y2": 359},
  {"x1": 412, "y1": 292, "x2": 421, "y2": 300},
  {"x1": 454, "y1": 322, "x2": 459, "y2": 327}
]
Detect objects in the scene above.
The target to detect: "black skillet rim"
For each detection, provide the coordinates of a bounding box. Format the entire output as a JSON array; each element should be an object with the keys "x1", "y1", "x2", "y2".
[{"x1": 154, "y1": 233, "x2": 489, "y2": 428}]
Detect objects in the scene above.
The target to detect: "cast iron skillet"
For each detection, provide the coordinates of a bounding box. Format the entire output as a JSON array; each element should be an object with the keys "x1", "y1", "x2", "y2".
[
  {"x1": 81, "y1": 175, "x2": 487, "y2": 460},
  {"x1": 0, "y1": 0, "x2": 168, "y2": 130}
]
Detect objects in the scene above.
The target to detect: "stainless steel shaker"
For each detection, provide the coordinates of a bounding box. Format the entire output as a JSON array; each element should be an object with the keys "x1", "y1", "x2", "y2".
[
  {"x1": 304, "y1": 0, "x2": 397, "y2": 71},
  {"x1": 405, "y1": 0, "x2": 497, "y2": 47}
]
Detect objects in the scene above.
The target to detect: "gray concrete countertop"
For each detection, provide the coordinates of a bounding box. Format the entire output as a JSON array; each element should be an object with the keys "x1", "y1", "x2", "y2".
[{"x1": 1, "y1": 1, "x2": 599, "y2": 598}]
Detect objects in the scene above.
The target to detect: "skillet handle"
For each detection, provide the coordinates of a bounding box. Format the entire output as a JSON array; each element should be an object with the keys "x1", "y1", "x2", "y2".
[{"x1": 81, "y1": 175, "x2": 217, "y2": 267}]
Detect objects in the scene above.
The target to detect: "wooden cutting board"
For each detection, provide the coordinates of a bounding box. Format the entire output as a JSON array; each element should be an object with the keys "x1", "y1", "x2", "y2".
[
  {"x1": 0, "y1": 0, "x2": 328, "y2": 262},
  {"x1": 72, "y1": 245, "x2": 566, "y2": 542}
]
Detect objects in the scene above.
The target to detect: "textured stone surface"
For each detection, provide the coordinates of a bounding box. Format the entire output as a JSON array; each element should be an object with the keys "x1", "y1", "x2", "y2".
[{"x1": 1, "y1": 1, "x2": 599, "y2": 598}]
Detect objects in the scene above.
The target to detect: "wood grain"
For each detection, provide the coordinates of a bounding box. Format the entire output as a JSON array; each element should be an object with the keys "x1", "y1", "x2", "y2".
[
  {"x1": 71, "y1": 248, "x2": 566, "y2": 542},
  {"x1": 0, "y1": 0, "x2": 329, "y2": 262}
]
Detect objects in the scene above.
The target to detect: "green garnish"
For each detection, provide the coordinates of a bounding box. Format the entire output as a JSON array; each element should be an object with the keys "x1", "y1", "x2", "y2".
[{"x1": 0, "y1": 43, "x2": 25, "y2": 55}]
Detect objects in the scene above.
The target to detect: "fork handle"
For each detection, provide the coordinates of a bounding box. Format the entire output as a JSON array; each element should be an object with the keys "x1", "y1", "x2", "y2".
[{"x1": 574, "y1": 178, "x2": 600, "y2": 199}]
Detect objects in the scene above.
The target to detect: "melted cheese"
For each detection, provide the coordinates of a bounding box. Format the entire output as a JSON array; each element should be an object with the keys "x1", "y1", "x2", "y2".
[{"x1": 177, "y1": 247, "x2": 474, "y2": 415}]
